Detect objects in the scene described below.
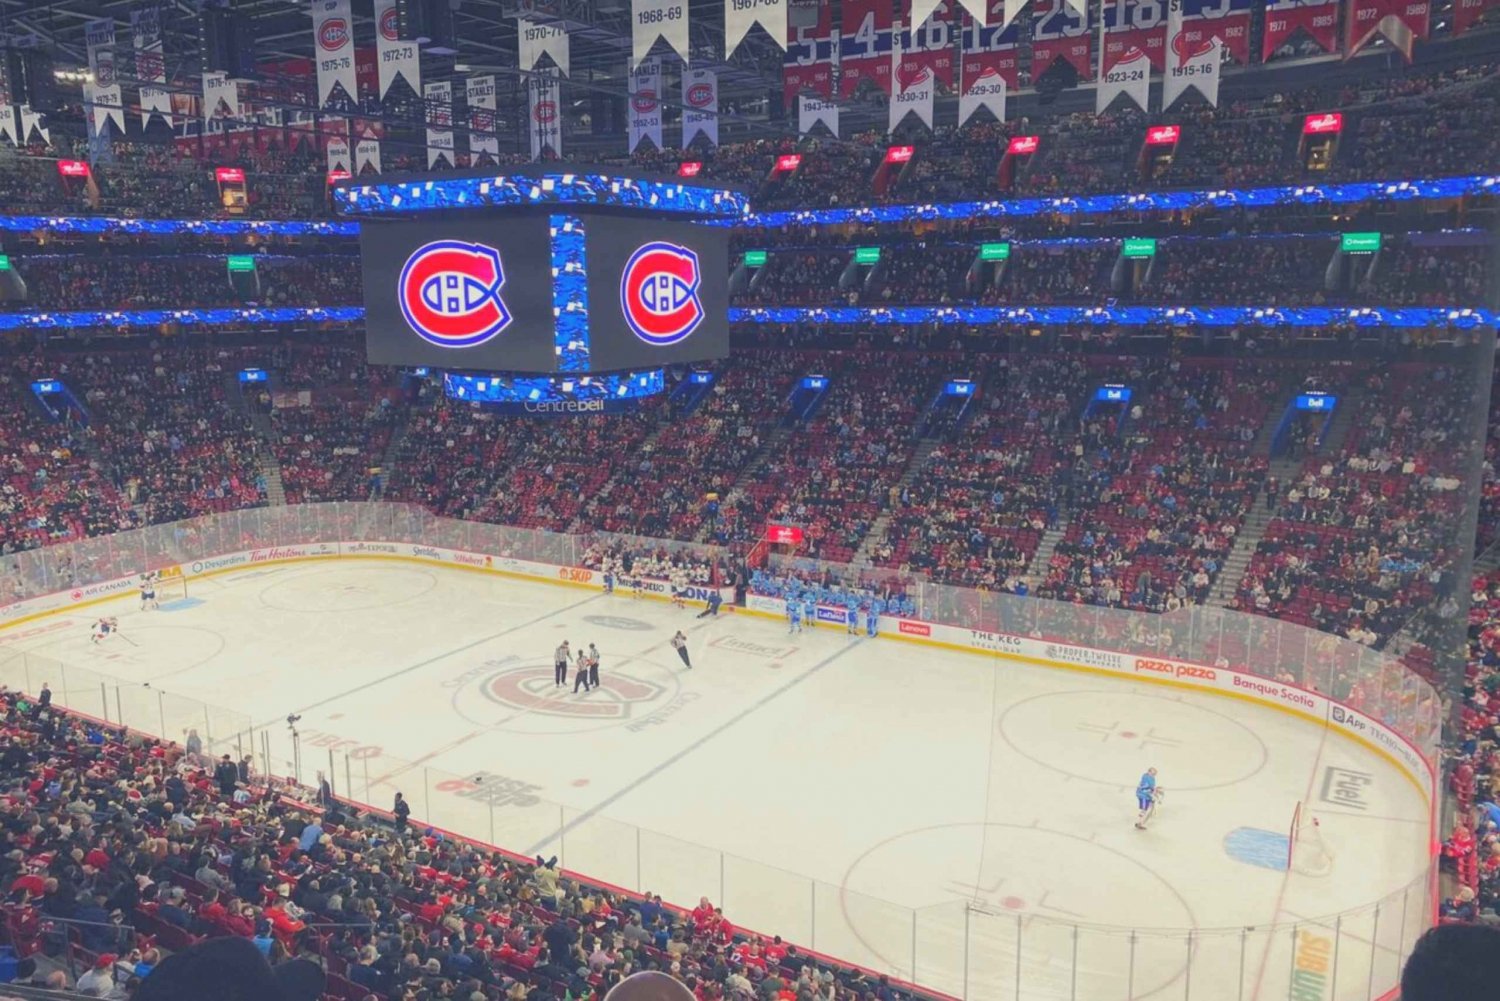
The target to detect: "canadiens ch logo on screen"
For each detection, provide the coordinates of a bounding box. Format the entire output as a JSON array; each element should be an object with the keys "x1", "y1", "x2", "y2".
[
  {"x1": 398, "y1": 240, "x2": 512, "y2": 348},
  {"x1": 619, "y1": 241, "x2": 704, "y2": 346}
]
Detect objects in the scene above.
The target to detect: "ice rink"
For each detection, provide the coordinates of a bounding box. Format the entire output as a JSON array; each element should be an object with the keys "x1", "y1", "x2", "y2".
[{"x1": 0, "y1": 560, "x2": 1433, "y2": 1000}]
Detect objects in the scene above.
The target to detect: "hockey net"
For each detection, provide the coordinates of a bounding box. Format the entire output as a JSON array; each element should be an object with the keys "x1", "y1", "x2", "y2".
[
  {"x1": 1289, "y1": 802, "x2": 1334, "y2": 876},
  {"x1": 144, "y1": 570, "x2": 187, "y2": 602}
]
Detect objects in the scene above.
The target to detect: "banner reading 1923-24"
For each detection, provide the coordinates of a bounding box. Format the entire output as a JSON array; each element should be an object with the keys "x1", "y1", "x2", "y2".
[{"x1": 1031, "y1": 0, "x2": 1091, "y2": 79}]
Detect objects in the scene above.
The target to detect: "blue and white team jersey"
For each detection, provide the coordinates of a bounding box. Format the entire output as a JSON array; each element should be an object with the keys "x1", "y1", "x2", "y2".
[
  {"x1": 1136, "y1": 771, "x2": 1157, "y2": 807},
  {"x1": 803, "y1": 596, "x2": 817, "y2": 620}
]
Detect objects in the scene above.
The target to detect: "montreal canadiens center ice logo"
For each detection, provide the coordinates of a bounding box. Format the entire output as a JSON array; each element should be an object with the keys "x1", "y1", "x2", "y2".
[
  {"x1": 619, "y1": 241, "x2": 704, "y2": 346},
  {"x1": 398, "y1": 240, "x2": 513, "y2": 349}
]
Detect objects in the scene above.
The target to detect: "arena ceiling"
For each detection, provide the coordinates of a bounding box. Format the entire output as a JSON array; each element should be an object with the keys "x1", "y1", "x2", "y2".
[{"x1": 0, "y1": 0, "x2": 787, "y2": 130}]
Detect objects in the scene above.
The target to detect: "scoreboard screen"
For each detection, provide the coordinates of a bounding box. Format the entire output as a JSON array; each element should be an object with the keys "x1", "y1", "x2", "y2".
[{"x1": 360, "y1": 212, "x2": 729, "y2": 374}]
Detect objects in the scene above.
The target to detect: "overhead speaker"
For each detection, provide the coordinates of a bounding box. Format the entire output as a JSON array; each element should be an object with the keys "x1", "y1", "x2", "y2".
[
  {"x1": 200, "y1": 9, "x2": 257, "y2": 80},
  {"x1": 788, "y1": 0, "x2": 821, "y2": 28},
  {"x1": 4, "y1": 48, "x2": 57, "y2": 113},
  {"x1": 1034, "y1": 58, "x2": 1078, "y2": 105}
]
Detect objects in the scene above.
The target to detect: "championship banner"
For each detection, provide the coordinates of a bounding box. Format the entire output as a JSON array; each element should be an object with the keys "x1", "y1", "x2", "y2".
[
  {"x1": 423, "y1": 80, "x2": 454, "y2": 168},
  {"x1": 889, "y1": 25, "x2": 936, "y2": 131},
  {"x1": 1346, "y1": 0, "x2": 1429, "y2": 59},
  {"x1": 312, "y1": 0, "x2": 357, "y2": 107},
  {"x1": 898, "y1": 0, "x2": 955, "y2": 86},
  {"x1": 1262, "y1": 0, "x2": 1340, "y2": 59},
  {"x1": 1453, "y1": 0, "x2": 1500, "y2": 33},
  {"x1": 1097, "y1": 0, "x2": 1151, "y2": 111},
  {"x1": 839, "y1": 0, "x2": 894, "y2": 97},
  {"x1": 1163, "y1": 0, "x2": 1220, "y2": 108},
  {"x1": 784, "y1": 3, "x2": 836, "y2": 104},
  {"x1": 632, "y1": 0, "x2": 690, "y2": 68},
  {"x1": 726, "y1": 0, "x2": 786, "y2": 56},
  {"x1": 798, "y1": 94, "x2": 840, "y2": 137},
  {"x1": 1031, "y1": 0, "x2": 1091, "y2": 79},
  {"x1": 519, "y1": 19, "x2": 571, "y2": 76},
  {"x1": 467, "y1": 75, "x2": 499, "y2": 160},
  {"x1": 327, "y1": 137, "x2": 351, "y2": 174},
  {"x1": 960, "y1": 0, "x2": 1018, "y2": 124},
  {"x1": 681, "y1": 67, "x2": 719, "y2": 147},
  {"x1": 628, "y1": 59, "x2": 663, "y2": 152},
  {"x1": 202, "y1": 71, "x2": 240, "y2": 128},
  {"x1": 0, "y1": 106, "x2": 16, "y2": 146},
  {"x1": 18, "y1": 106, "x2": 50, "y2": 145},
  {"x1": 528, "y1": 70, "x2": 563, "y2": 160},
  {"x1": 85, "y1": 19, "x2": 125, "y2": 136},
  {"x1": 132, "y1": 7, "x2": 172, "y2": 127},
  {"x1": 355, "y1": 137, "x2": 381, "y2": 173},
  {"x1": 1101, "y1": 0, "x2": 1167, "y2": 73},
  {"x1": 373, "y1": 0, "x2": 420, "y2": 99},
  {"x1": 1169, "y1": 0, "x2": 1250, "y2": 63}
]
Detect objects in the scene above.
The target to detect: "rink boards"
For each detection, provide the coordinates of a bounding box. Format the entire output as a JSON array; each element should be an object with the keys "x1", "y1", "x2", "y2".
[{"x1": 0, "y1": 539, "x2": 1436, "y2": 812}]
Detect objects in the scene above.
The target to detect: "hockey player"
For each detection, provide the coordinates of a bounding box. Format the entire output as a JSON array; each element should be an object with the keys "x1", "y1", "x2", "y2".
[
  {"x1": 845, "y1": 603, "x2": 859, "y2": 635},
  {"x1": 1135, "y1": 767, "x2": 1159, "y2": 829},
  {"x1": 602, "y1": 560, "x2": 615, "y2": 594},
  {"x1": 671, "y1": 569, "x2": 688, "y2": 610},
  {"x1": 91, "y1": 617, "x2": 118, "y2": 644},
  {"x1": 865, "y1": 601, "x2": 879, "y2": 638},
  {"x1": 802, "y1": 592, "x2": 818, "y2": 631},
  {"x1": 139, "y1": 573, "x2": 158, "y2": 611},
  {"x1": 787, "y1": 597, "x2": 802, "y2": 634}
]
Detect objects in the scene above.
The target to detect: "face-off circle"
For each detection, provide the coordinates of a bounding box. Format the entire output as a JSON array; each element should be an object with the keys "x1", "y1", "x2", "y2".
[{"x1": 996, "y1": 690, "x2": 1268, "y2": 790}]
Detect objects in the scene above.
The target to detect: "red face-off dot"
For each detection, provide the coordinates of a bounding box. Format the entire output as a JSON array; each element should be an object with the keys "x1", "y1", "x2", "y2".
[{"x1": 1002, "y1": 896, "x2": 1026, "y2": 911}]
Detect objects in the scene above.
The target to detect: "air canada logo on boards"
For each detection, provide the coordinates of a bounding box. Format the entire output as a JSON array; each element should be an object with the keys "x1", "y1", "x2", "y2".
[
  {"x1": 398, "y1": 241, "x2": 512, "y2": 348},
  {"x1": 481, "y1": 664, "x2": 666, "y2": 720},
  {"x1": 379, "y1": 7, "x2": 400, "y2": 40},
  {"x1": 319, "y1": 17, "x2": 350, "y2": 50},
  {"x1": 619, "y1": 242, "x2": 704, "y2": 346}
]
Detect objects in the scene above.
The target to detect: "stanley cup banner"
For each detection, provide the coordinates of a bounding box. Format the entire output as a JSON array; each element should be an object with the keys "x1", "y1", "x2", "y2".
[
  {"x1": 628, "y1": 60, "x2": 663, "y2": 152},
  {"x1": 312, "y1": 0, "x2": 358, "y2": 107},
  {"x1": 529, "y1": 70, "x2": 563, "y2": 160},
  {"x1": 202, "y1": 71, "x2": 241, "y2": 129},
  {"x1": 19, "y1": 106, "x2": 50, "y2": 145},
  {"x1": 327, "y1": 136, "x2": 352, "y2": 174},
  {"x1": 467, "y1": 75, "x2": 500, "y2": 160},
  {"x1": 726, "y1": 0, "x2": 785, "y2": 56},
  {"x1": 798, "y1": 93, "x2": 840, "y2": 137},
  {"x1": 85, "y1": 19, "x2": 126, "y2": 136},
  {"x1": 0, "y1": 106, "x2": 15, "y2": 146},
  {"x1": 355, "y1": 137, "x2": 381, "y2": 173},
  {"x1": 423, "y1": 79, "x2": 454, "y2": 168},
  {"x1": 681, "y1": 67, "x2": 719, "y2": 147},
  {"x1": 632, "y1": 0, "x2": 690, "y2": 68},
  {"x1": 1162, "y1": 0, "x2": 1221, "y2": 107},
  {"x1": 1096, "y1": 0, "x2": 1152, "y2": 111},
  {"x1": 519, "y1": 19, "x2": 571, "y2": 76},
  {"x1": 959, "y1": 0, "x2": 1018, "y2": 124},
  {"x1": 889, "y1": 21, "x2": 935, "y2": 131},
  {"x1": 132, "y1": 7, "x2": 172, "y2": 127},
  {"x1": 910, "y1": 0, "x2": 991, "y2": 27},
  {"x1": 373, "y1": 0, "x2": 421, "y2": 99}
]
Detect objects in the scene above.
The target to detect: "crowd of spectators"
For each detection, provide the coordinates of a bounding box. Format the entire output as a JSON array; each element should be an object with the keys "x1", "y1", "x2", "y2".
[
  {"x1": 8, "y1": 254, "x2": 362, "y2": 313},
  {"x1": 0, "y1": 685, "x2": 917, "y2": 1001},
  {"x1": 1235, "y1": 364, "x2": 1475, "y2": 646}
]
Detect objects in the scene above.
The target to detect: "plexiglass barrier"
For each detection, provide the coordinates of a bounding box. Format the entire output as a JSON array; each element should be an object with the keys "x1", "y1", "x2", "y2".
[{"x1": 0, "y1": 503, "x2": 1439, "y2": 1000}]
